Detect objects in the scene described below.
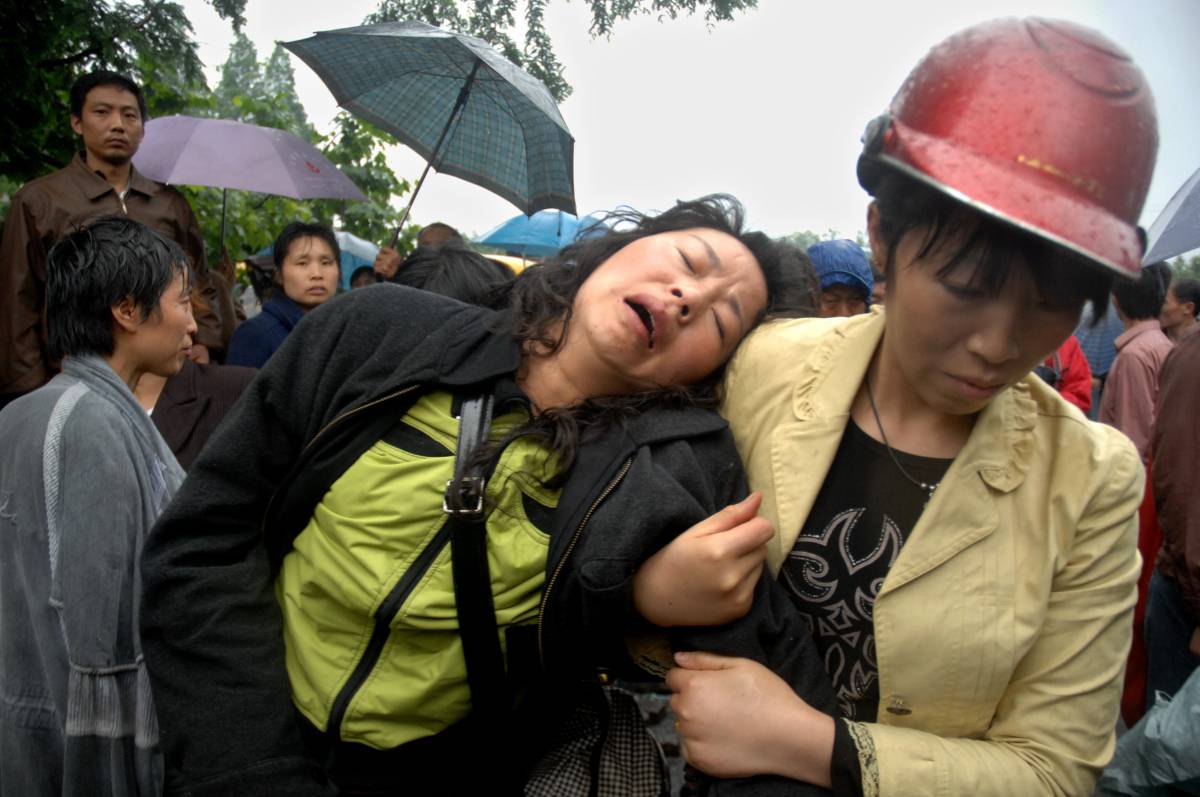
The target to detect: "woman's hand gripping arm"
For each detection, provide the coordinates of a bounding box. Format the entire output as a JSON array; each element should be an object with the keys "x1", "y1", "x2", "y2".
[{"x1": 632, "y1": 492, "x2": 773, "y2": 627}]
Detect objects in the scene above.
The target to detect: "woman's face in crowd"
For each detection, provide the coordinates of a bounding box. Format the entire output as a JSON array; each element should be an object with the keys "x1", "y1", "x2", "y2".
[
  {"x1": 279, "y1": 235, "x2": 339, "y2": 310},
  {"x1": 878, "y1": 223, "x2": 1081, "y2": 416},
  {"x1": 566, "y1": 228, "x2": 768, "y2": 391}
]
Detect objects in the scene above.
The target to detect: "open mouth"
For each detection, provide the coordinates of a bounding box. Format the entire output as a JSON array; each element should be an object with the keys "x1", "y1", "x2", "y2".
[{"x1": 625, "y1": 299, "x2": 655, "y2": 348}]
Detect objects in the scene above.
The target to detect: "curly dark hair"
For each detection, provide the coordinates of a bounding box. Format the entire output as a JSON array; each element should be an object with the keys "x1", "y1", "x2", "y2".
[
  {"x1": 482, "y1": 194, "x2": 814, "y2": 481},
  {"x1": 498, "y1": 194, "x2": 811, "y2": 359}
]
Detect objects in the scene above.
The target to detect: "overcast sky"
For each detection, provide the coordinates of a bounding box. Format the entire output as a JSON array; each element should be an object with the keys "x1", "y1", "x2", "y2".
[{"x1": 180, "y1": 0, "x2": 1200, "y2": 243}]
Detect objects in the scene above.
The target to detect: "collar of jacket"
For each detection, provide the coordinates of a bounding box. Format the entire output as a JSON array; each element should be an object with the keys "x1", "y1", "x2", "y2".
[
  {"x1": 1114, "y1": 318, "x2": 1168, "y2": 351},
  {"x1": 60, "y1": 354, "x2": 186, "y2": 497},
  {"x1": 70, "y1": 151, "x2": 162, "y2": 201},
  {"x1": 279, "y1": 287, "x2": 730, "y2": 581},
  {"x1": 759, "y1": 309, "x2": 1036, "y2": 586},
  {"x1": 261, "y1": 293, "x2": 307, "y2": 331},
  {"x1": 155, "y1": 359, "x2": 205, "y2": 452},
  {"x1": 552, "y1": 403, "x2": 729, "y2": 564},
  {"x1": 307, "y1": 287, "x2": 731, "y2": 447}
]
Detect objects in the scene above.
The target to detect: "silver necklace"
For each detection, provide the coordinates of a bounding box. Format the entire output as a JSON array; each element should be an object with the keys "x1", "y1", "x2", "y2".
[{"x1": 864, "y1": 377, "x2": 940, "y2": 505}]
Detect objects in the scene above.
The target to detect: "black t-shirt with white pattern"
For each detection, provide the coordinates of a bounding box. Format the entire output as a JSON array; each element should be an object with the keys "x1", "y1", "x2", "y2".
[{"x1": 780, "y1": 419, "x2": 953, "y2": 722}]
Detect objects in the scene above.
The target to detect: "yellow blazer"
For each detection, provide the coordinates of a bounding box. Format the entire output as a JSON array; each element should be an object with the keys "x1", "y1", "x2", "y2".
[{"x1": 722, "y1": 309, "x2": 1142, "y2": 797}]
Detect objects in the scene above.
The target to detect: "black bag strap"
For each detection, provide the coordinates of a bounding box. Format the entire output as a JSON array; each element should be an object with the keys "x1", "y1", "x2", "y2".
[{"x1": 445, "y1": 392, "x2": 508, "y2": 718}]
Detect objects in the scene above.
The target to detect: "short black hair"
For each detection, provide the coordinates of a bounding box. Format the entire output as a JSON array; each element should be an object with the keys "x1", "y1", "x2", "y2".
[
  {"x1": 69, "y1": 70, "x2": 148, "y2": 121},
  {"x1": 390, "y1": 243, "x2": 513, "y2": 307},
  {"x1": 869, "y1": 168, "x2": 1113, "y2": 317},
  {"x1": 272, "y1": 222, "x2": 341, "y2": 272},
  {"x1": 349, "y1": 265, "x2": 379, "y2": 288},
  {"x1": 775, "y1": 242, "x2": 819, "y2": 317},
  {"x1": 1170, "y1": 277, "x2": 1200, "y2": 319},
  {"x1": 1113, "y1": 261, "x2": 1170, "y2": 321},
  {"x1": 47, "y1": 216, "x2": 189, "y2": 359}
]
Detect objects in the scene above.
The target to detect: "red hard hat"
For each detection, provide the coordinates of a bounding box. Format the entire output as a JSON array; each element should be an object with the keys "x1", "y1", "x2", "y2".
[{"x1": 857, "y1": 17, "x2": 1158, "y2": 278}]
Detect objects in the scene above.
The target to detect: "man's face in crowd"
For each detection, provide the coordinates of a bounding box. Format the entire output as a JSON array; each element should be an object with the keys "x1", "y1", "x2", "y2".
[
  {"x1": 1160, "y1": 287, "x2": 1195, "y2": 333},
  {"x1": 70, "y1": 85, "x2": 144, "y2": 166},
  {"x1": 818, "y1": 283, "x2": 868, "y2": 318}
]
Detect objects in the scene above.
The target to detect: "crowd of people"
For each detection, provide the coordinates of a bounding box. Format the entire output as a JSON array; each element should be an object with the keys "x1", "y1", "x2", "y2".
[{"x1": 0, "y1": 15, "x2": 1197, "y2": 797}]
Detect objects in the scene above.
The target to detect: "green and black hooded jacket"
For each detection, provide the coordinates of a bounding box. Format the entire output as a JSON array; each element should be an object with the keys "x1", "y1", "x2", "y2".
[{"x1": 140, "y1": 283, "x2": 835, "y2": 797}]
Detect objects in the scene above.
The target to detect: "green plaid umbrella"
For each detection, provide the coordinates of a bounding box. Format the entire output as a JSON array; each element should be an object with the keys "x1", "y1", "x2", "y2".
[{"x1": 285, "y1": 21, "x2": 576, "y2": 241}]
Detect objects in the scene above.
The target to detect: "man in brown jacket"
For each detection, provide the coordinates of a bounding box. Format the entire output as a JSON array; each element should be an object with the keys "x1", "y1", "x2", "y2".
[
  {"x1": 1148, "y1": 328, "x2": 1200, "y2": 703},
  {"x1": 0, "y1": 70, "x2": 228, "y2": 408}
]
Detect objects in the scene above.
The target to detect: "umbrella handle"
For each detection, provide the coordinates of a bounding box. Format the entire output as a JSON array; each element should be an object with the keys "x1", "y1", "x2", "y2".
[
  {"x1": 219, "y1": 188, "x2": 228, "y2": 262},
  {"x1": 391, "y1": 158, "x2": 434, "y2": 247},
  {"x1": 389, "y1": 60, "x2": 481, "y2": 249}
]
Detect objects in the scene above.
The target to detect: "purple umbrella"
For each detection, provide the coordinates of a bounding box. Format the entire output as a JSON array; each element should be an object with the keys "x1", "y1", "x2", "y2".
[{"x1": 133, "y1": 115, "x2": 367, "y2": 251}]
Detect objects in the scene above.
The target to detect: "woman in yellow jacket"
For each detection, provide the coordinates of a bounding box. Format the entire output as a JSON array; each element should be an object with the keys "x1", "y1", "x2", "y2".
[{"x1": 643, "y1": 18, "x2": 1158, "y2": 797}]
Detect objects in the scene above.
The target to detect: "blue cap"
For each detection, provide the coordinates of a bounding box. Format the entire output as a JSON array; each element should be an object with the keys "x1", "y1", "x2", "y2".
[{"x1": 808, "y1": 239, "x2": 873, "y2": 300}]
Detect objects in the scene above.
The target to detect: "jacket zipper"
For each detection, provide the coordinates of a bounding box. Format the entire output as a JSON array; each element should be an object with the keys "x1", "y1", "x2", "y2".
[
  {"x1": 325, "y1": 522, "x2": 453, "y2": 741},
  {"x1": 258, "y1": 382, "x2": 424, "y2": 739},
  {"x1": 261, "y1": 385, "x2": 419, "y2": 537},
  {"x1": 536, "y1": 458, "x2": 633, "y2": 664},
  {"x1": 307, "y1": 385, "x2": 420, "y2": 455}
]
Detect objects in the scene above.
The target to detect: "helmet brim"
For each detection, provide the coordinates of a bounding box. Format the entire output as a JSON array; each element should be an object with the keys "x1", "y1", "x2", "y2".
[{"x1": 864, "y1": 119, "x2": 1143, "y2": 280}]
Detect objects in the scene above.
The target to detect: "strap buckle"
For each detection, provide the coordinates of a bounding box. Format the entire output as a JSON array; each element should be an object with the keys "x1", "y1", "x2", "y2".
[{"x1": 443, "y1": 476, "x2": 485, "y2": 517}]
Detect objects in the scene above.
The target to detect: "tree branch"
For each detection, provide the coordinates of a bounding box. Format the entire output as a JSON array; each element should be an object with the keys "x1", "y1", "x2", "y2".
[{"x1": 38, "y1": 44, "x2": 102, "y2": 69}]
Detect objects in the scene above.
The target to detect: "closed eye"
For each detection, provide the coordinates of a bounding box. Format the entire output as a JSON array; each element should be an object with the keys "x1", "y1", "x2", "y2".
[
  {"x1": 678, "y1": 248, "x2": 697, "y2": 274},
  {"x1": 714, "y1": 310, "x2": 726, "y2": 343},
  {"x1": 943, "y1": 281, "x2": 986, "y2": 300}
]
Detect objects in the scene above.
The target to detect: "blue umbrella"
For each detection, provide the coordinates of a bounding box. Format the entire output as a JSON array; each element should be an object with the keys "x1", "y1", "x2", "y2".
[
  {"x1": 477, "y1": 210, "x2": 607, "y2": 258},
  {"x1": 333, "y1": 231, "x2": 380, "y2": 290},
  {"x1": 285, "y1": 21, "x2": 576, "y2": 245}
]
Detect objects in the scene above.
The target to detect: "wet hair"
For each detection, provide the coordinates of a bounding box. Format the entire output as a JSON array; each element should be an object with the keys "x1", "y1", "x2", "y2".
[
  {"x1": 390, "y1": 243, "x2": 514, "y2": 307},
  {"x1": 500, "y1": 194, "x2": 810, "y2": 360},
  {"x1": 483, "y1": 194, "x2": 813, "y2": 481},
  {"x1": 69, "y1": 70, "x2": 148, "y2": 121},
  {"x1": 273, "y1": 222, "x2": 341, "y2": 274},
  {"x1": 775, "y1": 242, "x2": 819, "y2": 317},
  {"x1": 1169, "y1": 277, "x2": 1200, "y2": 319},
  {"x1": 1113, "y1": 261, "x2": 1170, "y2": 321},
  {"x1": 416, "y1": 222, "x2": 464, "y2": 249},
  {"x1": 47, "y1": 216, "x2": 189, "y2": 359},
  {"x1": 243, "y1": 254, "x2": 277, "y2": 302},
  {"x1": 869, "y1": 169, "x2": 1113, "y2": 319}
]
